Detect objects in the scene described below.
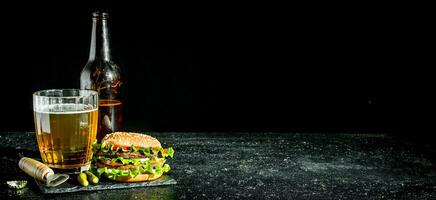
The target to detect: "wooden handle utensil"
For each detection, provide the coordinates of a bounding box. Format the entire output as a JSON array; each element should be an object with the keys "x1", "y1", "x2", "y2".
[
  {"x1": 19, "y1": 157, "x2": 54, "y2": 181},
  {"x1": 18, "y1": 157, "x2": 69, "y2": 187}
]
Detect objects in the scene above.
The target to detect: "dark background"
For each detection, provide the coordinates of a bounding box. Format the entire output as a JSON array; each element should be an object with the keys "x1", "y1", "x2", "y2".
[{"x1": 0, "y1": 3, "x2": 433, "y2": 138}]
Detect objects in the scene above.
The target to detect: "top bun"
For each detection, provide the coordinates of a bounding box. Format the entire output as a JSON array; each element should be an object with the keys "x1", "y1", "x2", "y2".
[{"x1": 102, "y1": 132, "x2": 161, "y2": 148}]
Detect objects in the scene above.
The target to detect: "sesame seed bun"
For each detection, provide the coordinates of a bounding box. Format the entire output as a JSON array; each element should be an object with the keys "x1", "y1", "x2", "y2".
[{"x1": 102, "y1": 132, "x2": 162, "y2": 149}]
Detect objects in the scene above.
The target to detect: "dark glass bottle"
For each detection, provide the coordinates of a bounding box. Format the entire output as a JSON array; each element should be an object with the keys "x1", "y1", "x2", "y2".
[{"x1": 80, "y1": 11, "x2": 122, "y2": 142}]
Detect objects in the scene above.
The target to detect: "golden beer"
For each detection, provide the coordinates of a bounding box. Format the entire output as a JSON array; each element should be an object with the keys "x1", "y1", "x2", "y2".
[{"x1": 34, "y1": 104, "x2": 98, "y2": 169}]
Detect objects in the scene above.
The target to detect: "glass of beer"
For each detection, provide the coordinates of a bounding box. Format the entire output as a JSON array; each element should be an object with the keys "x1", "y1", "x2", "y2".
[{"x1": 33, "y1": 89, "x2": 98, "y2": 173}]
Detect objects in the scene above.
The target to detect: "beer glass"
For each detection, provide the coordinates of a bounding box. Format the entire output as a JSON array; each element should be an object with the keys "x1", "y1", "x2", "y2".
[{"x1": 33, "y1": 89, "x2": 98, "y2": 172}]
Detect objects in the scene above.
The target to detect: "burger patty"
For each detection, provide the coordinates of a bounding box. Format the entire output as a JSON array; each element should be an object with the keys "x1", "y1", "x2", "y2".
[
  {"x1": 96, "y1": 161, "x2": 143, "y2": 170},
  {"x1": 96, "y1": 151, "x2": 155, "y2": 159},
  {"x1": 96, "y1": 159, "x2": 163, "y2": 170},
  {"x1": 98, "y1": 159, "x2": 123, "y2": 167}
]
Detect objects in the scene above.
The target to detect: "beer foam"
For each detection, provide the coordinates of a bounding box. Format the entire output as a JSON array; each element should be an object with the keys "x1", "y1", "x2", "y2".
[{"x1": 34, "y1": 104, "x2": 97, "y2": 114}]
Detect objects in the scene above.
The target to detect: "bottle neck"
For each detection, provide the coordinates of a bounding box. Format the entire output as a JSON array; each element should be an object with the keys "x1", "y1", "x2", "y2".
[{"x1": 88, "y1": 15, "x2": 111, "y2": 61}]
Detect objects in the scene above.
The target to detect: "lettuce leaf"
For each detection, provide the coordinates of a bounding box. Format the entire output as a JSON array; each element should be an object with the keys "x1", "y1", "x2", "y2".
[
  {"x1": 162, "y1": 164, "x2": 171, "y2": 173},
  {"x1": 153, "y1": 147, "x2": 163, "y2": 156},
  {"x1": 138, "y1": 147, "x2": 151, "y2": 155},
  {"x1": 165, "y1": 147, "x2": 174, "y2": 158},
  {"x1": 91, "y1": 140, "x2": 99, "y2": 154},
  {"x1": 95, "y1": 162, "x2": 171, "y2": 180}
]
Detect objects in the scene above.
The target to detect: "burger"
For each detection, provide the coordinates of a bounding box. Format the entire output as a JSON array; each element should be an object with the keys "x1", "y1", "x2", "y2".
[{"x1": 92, "y1": 132, "x2": 174, "y2": 182}]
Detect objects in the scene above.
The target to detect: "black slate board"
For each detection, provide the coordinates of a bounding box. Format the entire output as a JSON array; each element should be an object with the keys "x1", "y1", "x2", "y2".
[{"x1": 35, "y1": 175, "x2": 177, "y2": 194}]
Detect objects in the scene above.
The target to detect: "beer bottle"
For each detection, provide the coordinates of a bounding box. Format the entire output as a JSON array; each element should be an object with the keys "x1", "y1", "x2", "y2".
[{"x1": 80, "y1": 11, "x2": 122, "y2": 141}]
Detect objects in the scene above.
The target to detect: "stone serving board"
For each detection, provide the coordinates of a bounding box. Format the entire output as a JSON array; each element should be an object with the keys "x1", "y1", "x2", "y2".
[{"x1": 35, "y1": 175, "x2": 177, "y2": 194}]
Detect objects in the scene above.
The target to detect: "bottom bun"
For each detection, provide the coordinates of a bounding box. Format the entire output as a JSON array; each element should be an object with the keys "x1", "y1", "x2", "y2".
[{"x1": 113, "y1": 171, "x2": 163, "y2": 182}]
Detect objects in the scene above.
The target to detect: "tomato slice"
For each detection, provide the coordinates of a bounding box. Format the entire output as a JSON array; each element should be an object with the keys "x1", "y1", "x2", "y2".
[{"x1": 112, "y1": 144, "x2": 131, "y2": 150}]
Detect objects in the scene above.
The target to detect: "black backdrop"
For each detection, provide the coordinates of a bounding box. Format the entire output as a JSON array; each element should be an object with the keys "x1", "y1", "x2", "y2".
[{"x1": 0, "y1": 3, "x2": 433, "y2": 137}]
